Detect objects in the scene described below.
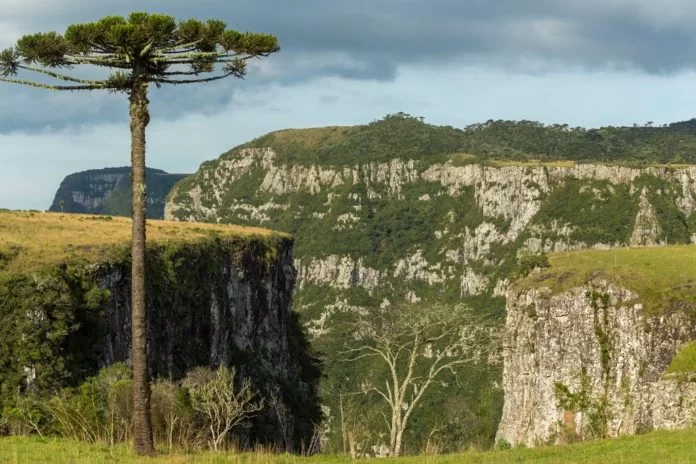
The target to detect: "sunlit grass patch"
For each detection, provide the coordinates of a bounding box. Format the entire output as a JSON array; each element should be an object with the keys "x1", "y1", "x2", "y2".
[
  {"x1": 3, "y1": 427, "x2": 696, "y2": 463},
  {"x1": 515, "y1": 244, "x2": 696, "y2": 315},
  {"x1": 666, "y1": 341, "x2": 696, "y2": 376},
  {"x1": 0, "y1": 210, "x2": 287, "y2": 274}
]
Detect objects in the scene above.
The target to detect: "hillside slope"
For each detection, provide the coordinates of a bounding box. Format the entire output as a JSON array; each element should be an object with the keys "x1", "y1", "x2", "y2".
[
  {"x1": 164, "y1": 114, "x2": 696, "y2": 453},
  {"x1": 49, "y1": 167, "x2": 188, "y2": 219}
]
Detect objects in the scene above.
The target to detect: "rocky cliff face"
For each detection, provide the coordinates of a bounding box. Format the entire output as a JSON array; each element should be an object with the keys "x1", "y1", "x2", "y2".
[
  {"x1": 0, "y1": 222, "x2": 320, "y2": 451},
  {"x1": 497, "y1": 277, "x2": 696, "y2": 447},
  {"x1": 50, "y1": 167, "x2": 188, "y2": 219},
  {"x1": 95, "y1": 238, "x2": 319, "y2": 450},
  {"x1": 164, "y1": 125, "x2": 696, "y2": 451},
  {"x1": 166, "y1": 146, "x2": 696, "y2": 314}
]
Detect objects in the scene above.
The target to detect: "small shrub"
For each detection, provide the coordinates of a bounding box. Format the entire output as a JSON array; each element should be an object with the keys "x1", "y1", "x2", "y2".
[
  {"x1": 151, "y1": 379, "x2": 203, "y2": 450},
  {"x1": 1, "y1": 395, "x2": 46, "y2": 437},
  {"x1": 43, "y1": 362, "x2": 132, "y2": 443},
  {"x1": 183, "y1": 366, "x2": 264, "y2": 451},
  {"x1": 494, "y1": 438, "x2": 512, "y2": 450},
  {"x1": 518, "y1": 253, "x2": 550, "y2": 277}
]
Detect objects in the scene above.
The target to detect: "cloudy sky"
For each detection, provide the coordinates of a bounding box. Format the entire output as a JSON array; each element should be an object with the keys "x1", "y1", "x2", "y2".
[{"x1": 3, "y1": 0, "x2": 696, "y2": 209}]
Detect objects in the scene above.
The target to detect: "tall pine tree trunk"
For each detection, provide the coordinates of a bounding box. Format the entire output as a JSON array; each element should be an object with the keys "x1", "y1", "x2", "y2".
[{"x1": 129, "y1": 75, "x2": 154, "y2": 455}]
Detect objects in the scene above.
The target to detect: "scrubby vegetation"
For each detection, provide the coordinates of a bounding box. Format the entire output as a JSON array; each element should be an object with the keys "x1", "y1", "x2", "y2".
[{"x1": 1, "y1": 364, "x2": 266, "y2": 452}]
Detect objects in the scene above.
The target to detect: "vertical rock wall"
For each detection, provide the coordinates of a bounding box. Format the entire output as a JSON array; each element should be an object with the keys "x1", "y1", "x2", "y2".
[{"x1": 497, "y1": 280, "x2": 696, "y2": 447}]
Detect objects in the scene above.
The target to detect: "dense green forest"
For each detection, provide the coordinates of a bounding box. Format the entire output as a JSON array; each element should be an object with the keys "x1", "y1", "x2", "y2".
[{"x1": 241, "y1": 112, "x2": 696, "y2": 166}]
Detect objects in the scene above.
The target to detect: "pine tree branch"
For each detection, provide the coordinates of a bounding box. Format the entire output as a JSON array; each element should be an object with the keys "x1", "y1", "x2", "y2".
[
  {"x1": 0, "y1": 76, "x2": 113, "y2": 91},
  {"x1": 86, "y1": 42, "x2": 116, "y2": 54},
  {"x1": 64, "y1": 55, "x2": 131, "y2": 69},
  {"x1": 152, "y1": 51, "x2": 223, "y2": 61},
  {"x1": 152, "y1": 72, "x2": 241, "y2": 85},
  {"x1": 160, "y1": 39, "x2": 203, "y2": 53},
  {"x1": 160, "y1": 70, "x2": 204, "y2": 76},
  {"x1": 17, "y1": 65, "x2": 106, "y2": 85}
]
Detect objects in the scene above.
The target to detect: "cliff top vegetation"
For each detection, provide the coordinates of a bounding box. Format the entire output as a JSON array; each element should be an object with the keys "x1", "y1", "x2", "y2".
[
  {"x1": 0, "y1": 210, "x2": 287, "y2": 273},
  {"x1": 515, "y1": 244, "x2": 696, "y2": 315},
  {"x1": 230, "y1": 112, "x2": 696, "y2": 166}
]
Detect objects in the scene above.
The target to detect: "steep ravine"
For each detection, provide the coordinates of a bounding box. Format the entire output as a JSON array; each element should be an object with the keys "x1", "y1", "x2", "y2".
[
  {"x1": 164, "y1": 137, "x2": 696, "y2": 451},
  {"x1": 94, "y1": 238, "x2": 320, "y2": 449}
]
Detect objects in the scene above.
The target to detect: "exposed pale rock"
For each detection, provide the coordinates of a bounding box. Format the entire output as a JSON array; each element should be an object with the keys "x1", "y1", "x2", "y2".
[
  {"x1": 493, "y1": 279, "x2": 509, "y2": 297},
  {"x1": 405, "y1": 291, "x2": 421, "y2": 303},
  {"x1": 394, "y1": 250, "x2": 447, "y2": 285},
  {"x1": 297, "y1": 255, "x2": 383, "y2": 292},
  {"x1": 228, "y1": 200, "x2": 288, "y2": 224},
  {"x1": 462, "y1": 222, "x2": 506, "y2": 261},
  {"x1": 333, "y1": 213, "x2": 361, "y2": 231},
  {"x1": 306, "y1": 297, "x2": 367, "y2": 338},
  {"x1": 460, "y1": 269, "x2": 489, "y2": 296},
  {"x1": 497, "y1": 280, "x2": 696, "y2": 447},
  {"x1": 630, "y1": 189, "x2": 663, "y2": 247}
]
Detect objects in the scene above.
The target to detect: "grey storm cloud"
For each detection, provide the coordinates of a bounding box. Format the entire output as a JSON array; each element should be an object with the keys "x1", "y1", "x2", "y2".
[
  {"x1": 4, "y1": 0, "x2": 696, "y2": 72},
  {"x1": 2, "y1": 0, "x2": 696, "y2": 132}
]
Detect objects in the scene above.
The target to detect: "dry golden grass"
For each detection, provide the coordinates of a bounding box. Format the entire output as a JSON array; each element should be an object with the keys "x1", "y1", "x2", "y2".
[{"x1": 0, "y1": 210, "x2": 286, "y2": 273}]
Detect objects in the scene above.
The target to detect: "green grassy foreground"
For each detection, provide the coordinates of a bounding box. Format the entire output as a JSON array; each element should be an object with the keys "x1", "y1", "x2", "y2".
[{"x1": 3, "y1": 428, "x2": 696, "y2": 463}]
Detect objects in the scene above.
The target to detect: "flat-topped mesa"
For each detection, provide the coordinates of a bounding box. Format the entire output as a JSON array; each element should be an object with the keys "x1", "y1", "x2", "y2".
[
  {"x1": 496, "y1": 245, "x2": 696, "y2": 447},
  {"x1": 0, "y1": 211, "x2": 319, "y2": 451},
  {"x1": 49, "y1": 167, "x2": 189, "y2": 219}
]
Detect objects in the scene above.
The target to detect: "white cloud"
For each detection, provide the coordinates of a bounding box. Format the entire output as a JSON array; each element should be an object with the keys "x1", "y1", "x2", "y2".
[{"x1": 0, "y1": 21, "x2": 23, "y2": 48}]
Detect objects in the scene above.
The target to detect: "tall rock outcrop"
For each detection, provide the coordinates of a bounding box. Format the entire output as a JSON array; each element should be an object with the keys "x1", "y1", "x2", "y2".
[
  {"x1": 49, "y1": 167, "x2": 188, "y2": 219},
  {"x1": 497, "y1": 248, "x2": 696, "y2": 447}
]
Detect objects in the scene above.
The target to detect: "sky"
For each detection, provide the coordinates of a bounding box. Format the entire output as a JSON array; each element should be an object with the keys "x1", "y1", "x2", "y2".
[{"x1": 3, "y1": 0, "x2": 696, "y2": 209}]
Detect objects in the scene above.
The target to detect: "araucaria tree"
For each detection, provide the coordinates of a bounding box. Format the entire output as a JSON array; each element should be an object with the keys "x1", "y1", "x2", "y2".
[
  {"x1": 0, "y1": 13, "x2": 279, "y2": 455},
  {"x1": 342, "y1": 304, "x2": 493, "y2": 457}
]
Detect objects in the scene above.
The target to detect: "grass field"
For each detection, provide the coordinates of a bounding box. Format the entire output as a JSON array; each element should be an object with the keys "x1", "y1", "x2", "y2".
[
  {"x1": 0, "y1": 210, "x2": 285, "y2": 273},
  {"x1": 2, "y1": 427, "x2": 696, "y2": 463},
  {"x1": 515, "y1": 244, "x2": 696, "y2": 315}
]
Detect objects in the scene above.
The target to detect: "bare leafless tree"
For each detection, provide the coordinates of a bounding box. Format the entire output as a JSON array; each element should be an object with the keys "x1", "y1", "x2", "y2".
[
  {"x1": 184, "y1": 366, "x2": 264, "y2": 451},
  {"x1": 341, "y1": 303, "x2": 492, "y2": 457}
]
